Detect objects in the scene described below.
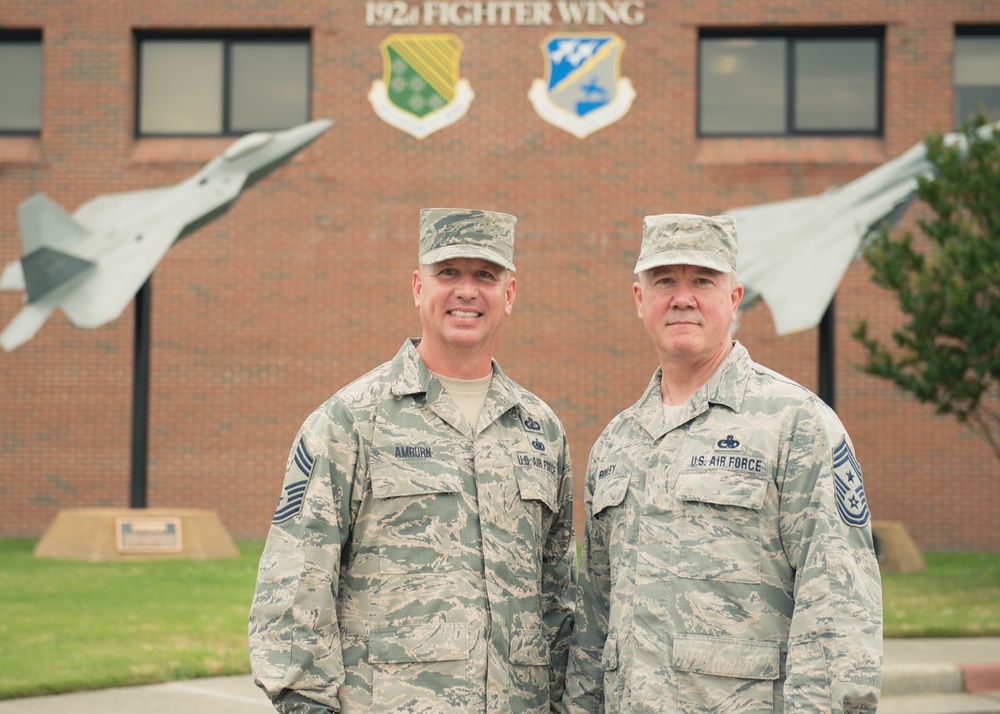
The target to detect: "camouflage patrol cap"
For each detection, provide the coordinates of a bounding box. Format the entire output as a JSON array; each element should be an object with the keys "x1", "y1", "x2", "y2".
[
  {"x1": 419, "y1": 208, "x2": 517, "y2": 272},
  {"x1": 634, "y1": 213, "x2": 738, "y2": 274}
]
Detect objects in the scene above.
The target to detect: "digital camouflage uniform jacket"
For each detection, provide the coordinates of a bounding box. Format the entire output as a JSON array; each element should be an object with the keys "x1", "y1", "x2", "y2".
[
  {"x1": 250, "y1": 339, "x2": 575, "y2": 713},
  {"x1": 562, "y1": 342, "x2": 882, "y2": 713}
]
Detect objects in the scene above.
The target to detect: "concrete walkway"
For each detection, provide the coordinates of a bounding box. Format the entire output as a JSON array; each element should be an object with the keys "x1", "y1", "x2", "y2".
[
  {"x1": 1, "y1": 638, "x2": 998, "y2": 713},
  {"x1": 880, "y1": 638, "x2": 1000, "y2": 714},
  {"x1": 0, "y1": 675, "x2": 270, "y2": 713}
]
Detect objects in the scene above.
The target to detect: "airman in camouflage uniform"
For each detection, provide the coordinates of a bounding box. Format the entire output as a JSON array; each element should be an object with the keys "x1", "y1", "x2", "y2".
[
  {"x1": 250, "y1": 209, "x2": 575, "y2": 713},
  {"x1": 562, "y1": 214, "x2": 882, "y2": 713}
]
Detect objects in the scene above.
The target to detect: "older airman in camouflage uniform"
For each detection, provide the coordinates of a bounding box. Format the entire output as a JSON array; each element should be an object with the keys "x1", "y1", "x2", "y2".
[
  {"x1": 562, "y1": 214, "x2": 882, "y2": 713},
  {"x1": 250, "y1": 209, "x2": 575, "y2": 713}
]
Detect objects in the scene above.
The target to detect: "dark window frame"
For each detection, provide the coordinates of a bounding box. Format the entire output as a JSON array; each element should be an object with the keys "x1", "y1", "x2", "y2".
[
  {"x1": 956, "y1": 24, "x2": 1000, "y2": 38},
  {"x1": 954, "y1": 24, "x2": 1000, "y2": 126},
  {"x1": 0, "y1": 29, "x2": 43, "y2": 136},
  {"x1": 697, "y1": 26, "x2": 885, "y2": 138},
  {"x1": 134, "y1": 29, "x2": 312, "y2": 138}
]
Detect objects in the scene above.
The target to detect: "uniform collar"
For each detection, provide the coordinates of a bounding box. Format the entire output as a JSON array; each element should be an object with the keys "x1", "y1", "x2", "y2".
[
  {"x1": 389, "y1": 338, "x2": 524, "y2": 432},
  {"x1": 388, "y1": 338, "x2": 434, "y2": 397},
  {"x1": 634, "y1": 341, "x2": 751, "y2": 438}
]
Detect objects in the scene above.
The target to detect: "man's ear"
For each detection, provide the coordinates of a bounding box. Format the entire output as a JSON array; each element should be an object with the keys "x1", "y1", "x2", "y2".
[
  {"x1": 504, "y1": 275, "x2": 516, "y2": 315},
  {"x1": 730, "y1": 281, "x2": 744, "y2": 321},
  {"x1": 412, "y1": 269, "x2": 423, "y2": 308}
]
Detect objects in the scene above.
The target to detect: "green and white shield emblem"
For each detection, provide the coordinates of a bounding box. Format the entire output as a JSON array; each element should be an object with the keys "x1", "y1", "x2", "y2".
[{"x1": 368, "y1": 34, "x2": 475, "y2": 140}]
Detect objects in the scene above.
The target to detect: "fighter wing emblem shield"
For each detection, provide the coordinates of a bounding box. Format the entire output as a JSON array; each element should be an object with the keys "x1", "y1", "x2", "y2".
[
  {"x1": 368, "y1": 33, "x2": 475, "y2": 140},
  {"x1": 528, "y1": 33, "x2": 636, "y2": 139},
  {"x1": 833, "y1": 436, "x2": 871, "y2": 527}
]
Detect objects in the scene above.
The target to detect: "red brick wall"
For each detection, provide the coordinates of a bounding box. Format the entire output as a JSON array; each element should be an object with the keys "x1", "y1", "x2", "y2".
[{"x1": 1, "y1": 0, "x2": 997, "y2": 550}]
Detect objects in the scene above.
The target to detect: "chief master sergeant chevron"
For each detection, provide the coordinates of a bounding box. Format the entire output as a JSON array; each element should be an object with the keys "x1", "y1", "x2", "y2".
[
  {"x1": 561, "y1": 214, "x2": 882, "y2": 713},
  {"x1": 249, "y1": 208, "x2": 575, "y2": 713}
]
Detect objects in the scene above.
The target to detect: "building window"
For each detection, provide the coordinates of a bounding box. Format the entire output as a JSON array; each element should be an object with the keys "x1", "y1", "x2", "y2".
[
  {"x1": 955, "y1": 28, "x2": 1000, "y2": 125},
  {"x1": 137, "y1": 32, "x2": 311, "y2": 136},
  {"x1": 0, "y1": 31, "x2": 42, "y2": 134},
  {"x1": 698, "y1": 28, "x2": 883, "y2": 137}
]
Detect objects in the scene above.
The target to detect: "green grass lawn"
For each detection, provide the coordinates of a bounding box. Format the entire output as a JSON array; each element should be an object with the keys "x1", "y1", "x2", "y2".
[
  {"x1": 0, "y1": 539, "x2": 265, "y2": 700},
  {"x1": 0, "y1": 540, "x2": 998, "y2": 700},
  {"x1": 881, "y1": 552, "x2": 1000, "y2": 637}
]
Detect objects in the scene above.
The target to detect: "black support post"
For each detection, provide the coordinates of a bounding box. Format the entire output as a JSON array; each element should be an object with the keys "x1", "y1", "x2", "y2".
[
  {"x1": 818, "y1": 298, "x2": 835, "y2": 410},
  {"x1": 130, "y1": 278, "x2": 151, "y2": 509}
]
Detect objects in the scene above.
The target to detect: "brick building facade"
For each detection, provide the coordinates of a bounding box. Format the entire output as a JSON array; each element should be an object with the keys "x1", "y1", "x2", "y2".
[{"x1": 1, "y1": 1, "x2": 998, "y2": 550}]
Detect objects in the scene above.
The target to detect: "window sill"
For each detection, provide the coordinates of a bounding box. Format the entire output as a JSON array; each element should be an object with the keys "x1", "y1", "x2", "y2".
[
  {"x1": 0, "y1": 136, "x2": 41, "y2": 164},
  {"x1": 129, "y1": 137, "x2": 233, "y2": 165},
  {"x1": 696, "y1": 136, "x2": 888, "y2": 165}
]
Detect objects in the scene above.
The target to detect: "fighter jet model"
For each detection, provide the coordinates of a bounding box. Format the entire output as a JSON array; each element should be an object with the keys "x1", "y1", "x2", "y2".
[
  {"x1": 729, "y1": 121, "x2": 999, "y2": 336},
  {"x1": 728, "y1": 137, "x2": 929, "y2": 336},
  {"x1": 0, "y1": 118, "x2": 333, "y2": 351}
]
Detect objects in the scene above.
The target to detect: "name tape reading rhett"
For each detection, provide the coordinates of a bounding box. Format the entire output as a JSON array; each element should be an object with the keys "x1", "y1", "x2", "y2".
[{"x1": 366, "y1": 0, "x2": 645, "y2": 27}]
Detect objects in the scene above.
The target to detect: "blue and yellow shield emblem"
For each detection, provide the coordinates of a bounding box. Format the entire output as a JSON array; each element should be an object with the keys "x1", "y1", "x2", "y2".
[
  {"x1": 528, "y1": 33, "x2": 635, "y2": 139},
  {"x1": 368, "y1": 33, "x2": 475, "y2": 140}
]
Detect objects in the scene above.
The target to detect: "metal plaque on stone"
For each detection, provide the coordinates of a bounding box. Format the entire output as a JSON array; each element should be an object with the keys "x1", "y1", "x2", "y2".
[{"x1": 115, "y1": 517, "x2": 183, "y2": 553}]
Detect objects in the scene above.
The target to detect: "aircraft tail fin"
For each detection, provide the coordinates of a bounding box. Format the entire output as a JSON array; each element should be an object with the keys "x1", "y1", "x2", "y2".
[
  {"x1": 20, "y1": 248, "x2": 96, "y2": 303},
  {"x1": 16, "y1": 194, "x2": 96, "y2": 303},
  {"x1": 19, "y1": 193, "x2": 90, "y2": 254}
]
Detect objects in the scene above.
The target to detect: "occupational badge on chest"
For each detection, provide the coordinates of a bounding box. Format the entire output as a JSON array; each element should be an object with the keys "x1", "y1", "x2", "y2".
[{"x1": 715, "y1": 433, "x2": 742, "y2": 450}]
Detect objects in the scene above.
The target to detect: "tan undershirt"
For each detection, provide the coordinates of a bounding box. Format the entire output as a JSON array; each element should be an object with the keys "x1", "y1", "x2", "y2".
[
  {"x1": 662, "y1": 400, "x2": 685, "y2": 424},
  {"x1": 434, "y1": 372, "x2": 493, "y2": 431}
]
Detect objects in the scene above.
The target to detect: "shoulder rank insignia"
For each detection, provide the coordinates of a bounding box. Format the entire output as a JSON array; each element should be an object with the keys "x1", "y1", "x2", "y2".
[
  {"x1": 833, "y1": 436, "x2": 870, "y2": 527},
  {"x1": 273, "y1": 437, "x2": 314, "y2": 523}
]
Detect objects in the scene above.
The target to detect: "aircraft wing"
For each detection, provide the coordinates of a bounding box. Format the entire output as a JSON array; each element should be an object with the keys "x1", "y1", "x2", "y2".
[
  {"x1": 72, "y1": 187, "x2": 175, "y2": 232},
  {"x1": 0, "y1": 299, "x2": 59, "y2": 351},
  {"x1": 56, "y1": 216, "x2": 188, "y2": 329}
]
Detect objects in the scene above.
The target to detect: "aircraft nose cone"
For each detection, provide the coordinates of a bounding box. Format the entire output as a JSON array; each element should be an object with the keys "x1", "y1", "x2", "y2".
[{"x1": 297, "y1": 118, "x2": 334, "y2": 142}]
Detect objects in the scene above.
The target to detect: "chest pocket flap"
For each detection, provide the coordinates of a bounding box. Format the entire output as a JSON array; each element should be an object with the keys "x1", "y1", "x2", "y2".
[
  {"x1": 370, "y1": 462, "x2": 463, "y2": 499},
  {"x1": 592, "y1": 473, "x2": 630, "y2": 516},
  {"x1": 673, "y1": 634, "x2": 780, "y2": 680},
  {"x1": 675, "y1": 470, "x2": 768, "y2": 509},
  {"x1": 368, "y1": 622, "x2": 469, "y2": 664},
  {"x1": 514, "y1": 466, "x2": 559, "y2": 512}
]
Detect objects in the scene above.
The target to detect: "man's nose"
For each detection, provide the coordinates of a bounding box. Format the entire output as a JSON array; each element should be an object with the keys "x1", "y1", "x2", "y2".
[
  {"x1": 671, "y1": 284, "x2": 697, "y2": 307},
  {"x1": 454, "y1": 275, "x2": 479, "y2": 297}
]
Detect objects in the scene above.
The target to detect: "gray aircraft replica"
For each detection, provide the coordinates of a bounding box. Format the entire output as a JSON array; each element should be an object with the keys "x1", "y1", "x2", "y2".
[{"x1": 0, "y1": 118, "x2": 333, "y2": 351}]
